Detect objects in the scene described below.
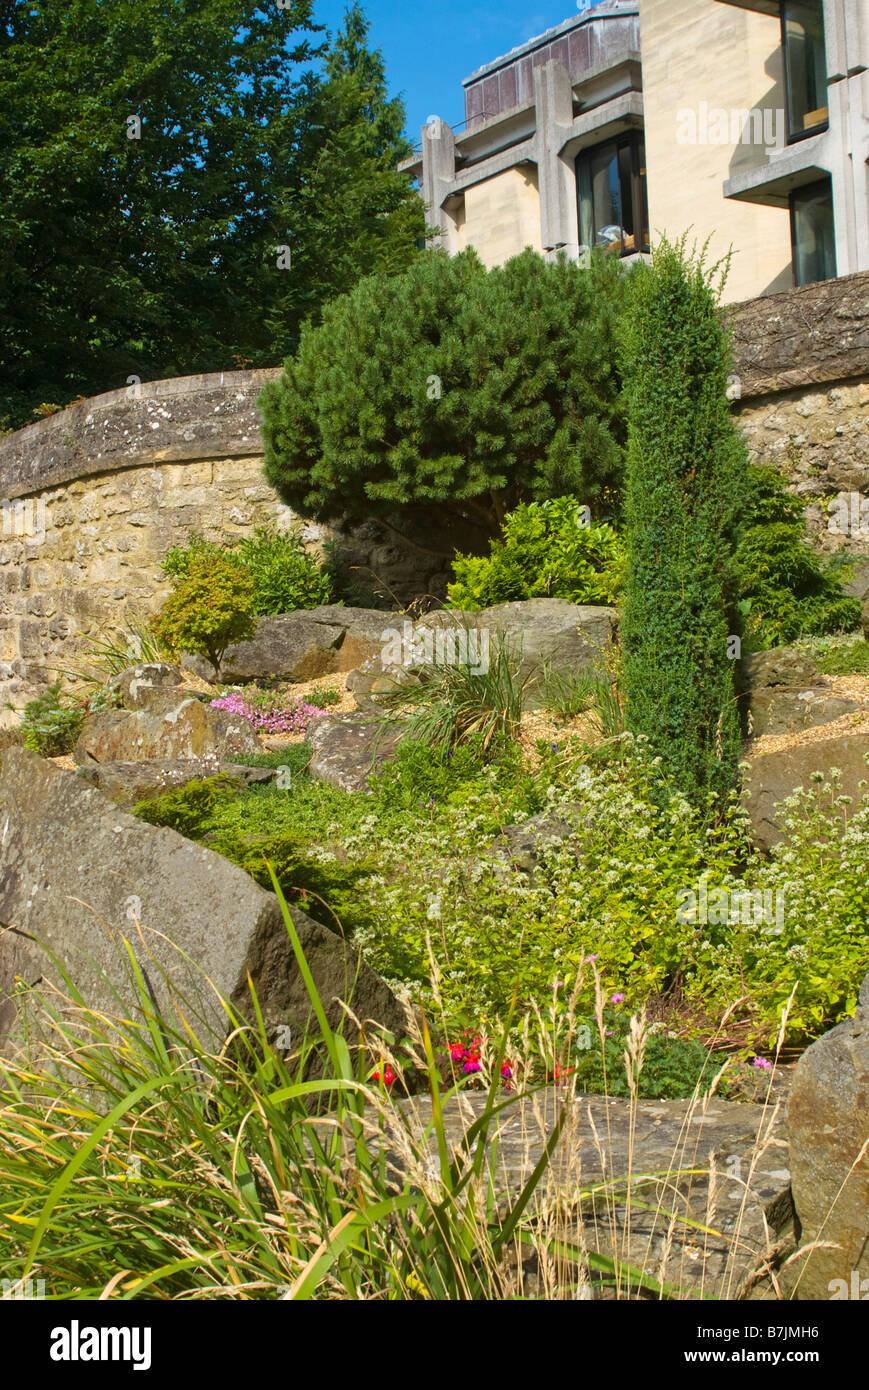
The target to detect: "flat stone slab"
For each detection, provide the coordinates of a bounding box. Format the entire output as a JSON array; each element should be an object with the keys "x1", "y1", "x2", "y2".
[
  {"x1": 748, "y1": 686, "x2": 860, "y2": 737},
  {"x1": 75, "y1": 757, "x2": 275, "y2": 808},
  {"x1": 397, "y1": 1089, "x2": 791, "y2": 1300}
]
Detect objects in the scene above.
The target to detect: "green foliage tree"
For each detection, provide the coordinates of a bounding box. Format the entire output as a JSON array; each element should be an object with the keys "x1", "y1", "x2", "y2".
[
  {"x1": 446, "y1": 497, "x2": 624, "y2": 610},
  {"x1": 260, "y1": 247, "x2": 629, "y2": 555},
  {"x1": 0, "y1": 1, "x2": 424, "y2": 428},
  {"x1": 152, "y1": 553, "x2": 256, "y2": 676},
  {"x1": 619, "y1": 241, "x2": 748, "y2": 805}
]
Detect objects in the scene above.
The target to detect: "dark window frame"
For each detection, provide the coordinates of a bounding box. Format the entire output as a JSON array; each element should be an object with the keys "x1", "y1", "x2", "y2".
[
  {"x1": 781, "y1": 0, "x2": 829, "y2": 145},
  {"x1": 576, "y1": 131, "x2": 649, "y2": 259},
  {"x1": 789, "y1": 175, "x2": 837, "y2": 286}
]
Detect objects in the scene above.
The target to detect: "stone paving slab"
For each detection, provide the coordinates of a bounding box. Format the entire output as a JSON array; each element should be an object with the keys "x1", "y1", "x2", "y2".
[{"x1": 399, "y1": 1088, "x2": 792, "y2": 1300}]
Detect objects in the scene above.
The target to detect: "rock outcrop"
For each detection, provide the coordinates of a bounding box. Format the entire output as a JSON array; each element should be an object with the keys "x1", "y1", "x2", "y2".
[
  {"x1": 0, "y1": 748, "x2": 406, "y2": 1055},
  {"x1": 787, "y1": 971, "x2": 869, "y2": 1299},
  {"x1": 742, "y1": 735, "x2": 869, "y2": 851}
]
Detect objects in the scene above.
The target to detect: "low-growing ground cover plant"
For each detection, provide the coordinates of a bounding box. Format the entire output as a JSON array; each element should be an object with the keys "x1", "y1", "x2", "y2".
[
  {"x1": 792, "y1": 631, "x2": 869, "y2": 676},
  {"x1": 130, "y1": 731, "x2": 869, "y2": 1056}
]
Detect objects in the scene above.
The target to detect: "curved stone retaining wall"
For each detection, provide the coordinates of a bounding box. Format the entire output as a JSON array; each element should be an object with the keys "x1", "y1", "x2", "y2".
[{"x1": 0, "y1": 272, "x2": 867, "y2": 714}]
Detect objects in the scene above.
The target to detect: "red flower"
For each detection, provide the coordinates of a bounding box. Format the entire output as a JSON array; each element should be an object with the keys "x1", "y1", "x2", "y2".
[{"x1": 373, "y1": 1064, "x2": 396, "y2": 1086}]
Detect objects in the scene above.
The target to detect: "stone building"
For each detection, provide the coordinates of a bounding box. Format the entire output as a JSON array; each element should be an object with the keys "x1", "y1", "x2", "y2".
[{"x1": 402, "y1": 0, "x2": 869, "y2": 303}]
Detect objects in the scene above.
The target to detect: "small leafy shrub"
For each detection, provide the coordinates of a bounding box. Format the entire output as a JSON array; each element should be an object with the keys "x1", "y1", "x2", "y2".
[
  {"x1": 152, "y1": 553, "x2": 256, "y2": 676},
  {"x1": 447, "y1": 497, "x2": 624, "y2": 611},
  {"x1": 233, "y1": 526, "x2": 332, "y2": 615},
  {"x1": 20, "y1": 682, "x2": 86, "y2": 755},
  {"x1": 211, "y1": 829, "x2": 379, "y2": 938},
  {"x1": 569, "y1": 1010, "x2": 730, "y2": 1100},
  {"x1": 736, "y1": 466, "x2": 861, "y2": 648},
  {"x1": 210, "y1": 689, "x2": 326, "y2": 735},
  {"x1": 163, "y1": 526, "x2": 331, "y2": 617}
]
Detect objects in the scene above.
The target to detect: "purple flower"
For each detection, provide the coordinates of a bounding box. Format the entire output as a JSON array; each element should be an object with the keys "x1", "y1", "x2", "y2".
[
  {"x1": 461, "y1": 1060, "x2": 482, "y2": 1075},
  {"x1": 751, "y1": 1056, "x2": 772, "y2": 1070},
  {"x1": 583, "y1": 954, "x2": 600, "y2": 964},
  {"x1": 609, "y1": 993, "x2": 625, "y2": 1005}
]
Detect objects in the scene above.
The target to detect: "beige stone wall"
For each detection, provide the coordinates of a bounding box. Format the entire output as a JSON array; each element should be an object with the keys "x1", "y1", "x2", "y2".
[
  {"x1": 1, "y1": 272, "x2": 866, "y2": 717},
  {"x1": 737, "y1": 380, "x2": 869, "y2": 555},
  {"x1": 458, "y1": 167, "x2": 542, "y2": 267},
  {"x1": 638, "y1": 0, "x2": 794, "y2": 303},
  {"x1": 0, "y1": 456, "x2": 298, "y2": 715}
]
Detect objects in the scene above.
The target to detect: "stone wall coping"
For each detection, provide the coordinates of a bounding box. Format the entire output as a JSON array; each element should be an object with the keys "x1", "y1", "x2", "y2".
[{"x1": 0, "y1": 368, "x2": 283, "y2": 500}]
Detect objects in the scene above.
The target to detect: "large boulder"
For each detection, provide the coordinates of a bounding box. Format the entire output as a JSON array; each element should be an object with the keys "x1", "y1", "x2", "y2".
[
  {"x1": 743, "y1": 646, "x2": 860, "y2": 736},
  {"x1": 76, "y1": 757, "x2": 275, "y2": 808},
  {"x1": 307, "y1": 715, "x2": 403, "y2": 793},
  {"x1": 183, "y1": 606, "x2": 401, "y2": 683},
  {"x1": 787, "y1": 975, "x2": 869, "y2": 1299},
  {"x1": 74, "y1": 696, "x2": 260, "y2": 765},
  {"x1": 742, "y1": 735, "x2": 869, "y2": 851},
  {"x1": 0, "y1": 748, "x2": 407, "y2": 1055}
]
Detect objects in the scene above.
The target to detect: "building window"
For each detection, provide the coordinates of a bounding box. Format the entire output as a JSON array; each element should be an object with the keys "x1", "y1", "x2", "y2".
[
  {"x1": 790, "y1": 177, "x2": 837, "y2": 285},
  {"x1": 576, "y1": 134, "x2": 649, "y2": 257},
  {"x1": 782, "y1": 1, "x2": 829, "y2": 141}
]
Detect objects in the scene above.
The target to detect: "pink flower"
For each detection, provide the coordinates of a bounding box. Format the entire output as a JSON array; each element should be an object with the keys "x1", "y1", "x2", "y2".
[
  {"x1": 751, "y1": 1056, "x2": 772, "y2": 1070},
  {"x1": 210, "y1": 691, "x2": 326, "y2": 735},
  {"x1": 609, "y1": 993, "x2": 625, "y2": 1005},
  {"x1": 583, "y1": 954, "x2": 599, "y2": 964},
  {"x1": 448, "y1": 1042, "x2": 465, "y2": 1061}
]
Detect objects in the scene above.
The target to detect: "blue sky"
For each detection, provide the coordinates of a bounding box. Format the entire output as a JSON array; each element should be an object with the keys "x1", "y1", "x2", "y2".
[{"x1": 313, "y1": 0, "x2": 590, "y2": 142}]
